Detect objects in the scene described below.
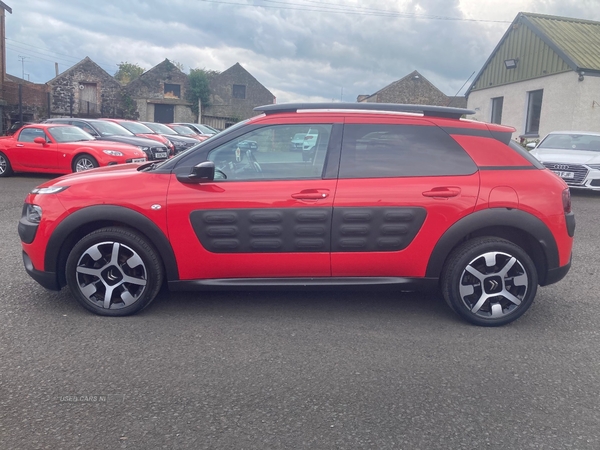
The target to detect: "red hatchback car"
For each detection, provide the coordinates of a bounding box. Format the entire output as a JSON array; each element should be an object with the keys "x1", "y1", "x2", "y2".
[
  {"x1": 0, "y1": 124, "x2": 146, "y2": 176},
  {"x1": 18, "y1": 103, "x2": 575, "y2": 326}
]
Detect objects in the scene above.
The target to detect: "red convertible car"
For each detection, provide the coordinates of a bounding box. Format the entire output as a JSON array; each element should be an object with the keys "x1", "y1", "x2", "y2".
[{"x1": 0, "y1": 124, "x2": 147, "y2": 177}]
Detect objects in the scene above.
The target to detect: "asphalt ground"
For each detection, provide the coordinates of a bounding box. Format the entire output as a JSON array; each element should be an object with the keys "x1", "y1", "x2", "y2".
[{"x1": 1, "y1": 174, "x2": 599, "y2": 450}]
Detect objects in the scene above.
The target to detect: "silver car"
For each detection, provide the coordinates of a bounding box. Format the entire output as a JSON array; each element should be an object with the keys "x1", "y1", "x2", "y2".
[{"x1": 529, "y1": 131, "x2": 600, "y2": 190}]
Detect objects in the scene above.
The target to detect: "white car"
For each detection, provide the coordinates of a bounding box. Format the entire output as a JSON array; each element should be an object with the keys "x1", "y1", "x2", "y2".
[{"x1": 529, "y1": 131, "x2": 600, "y2": 190}]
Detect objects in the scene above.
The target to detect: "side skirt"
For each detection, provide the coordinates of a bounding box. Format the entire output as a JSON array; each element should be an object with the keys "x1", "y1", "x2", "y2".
[{"x1": 168, "y1": 277, "x2": 439, "y2": 292}]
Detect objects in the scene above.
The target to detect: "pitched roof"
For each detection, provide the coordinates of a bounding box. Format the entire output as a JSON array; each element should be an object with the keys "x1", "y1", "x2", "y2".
[
  {"x1": 467, "y1": 12, "x2": 600, "y2": 94},
  {"x1": 46, "y1": 56, "x2": 116, "y2": 84},
  {"x1": 524, "y1": 13, "x2": 600, "y2": 72}
]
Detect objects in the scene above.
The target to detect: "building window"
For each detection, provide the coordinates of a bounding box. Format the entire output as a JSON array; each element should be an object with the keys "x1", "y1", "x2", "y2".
[
  {"x1": 233, "y1": 84, "x2": 246, "y2": 99},
  {"x1": 164, "y1": 83, "x2": 181, "y2": 99},
  {"x1": 525, "y1": 89, "x2": 543, "y2": 135},
  {"x1": 491, "y1": 97, "x2": 503, "y2": 124}
]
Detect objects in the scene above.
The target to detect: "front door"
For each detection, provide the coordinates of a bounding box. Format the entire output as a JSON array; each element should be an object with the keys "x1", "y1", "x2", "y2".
[
  {"x1": 167, "y1": 123, "x2": 338, "y2": 281},
  {"x1": 10, "y1": 127, "x2": 57, "y2": 170}
]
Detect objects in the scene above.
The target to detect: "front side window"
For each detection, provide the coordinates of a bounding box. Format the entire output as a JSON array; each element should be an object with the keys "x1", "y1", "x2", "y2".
[
  {"x1": 208, "y1": 124, "x2": 332, "y2": 181},
  {"x1": 491, "y1": 97, "x2": 503, "y2": 124},
  {"x1": 339, "y1": 124, "x2": 477, "y2": 178},
  {"x1": 525, "y1": 89, "x2": 543, "y2": 135},
  {"x1": 18, "y1": 128, "x2": 47, "y2": 142},
  {"x1": 48, "y1": 126, "x2": 94, "y2": 143}
]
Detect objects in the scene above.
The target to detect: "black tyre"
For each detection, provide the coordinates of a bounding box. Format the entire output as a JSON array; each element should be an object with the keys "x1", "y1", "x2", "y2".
[
  {"x1": 0, "y1": 151, "x2": 13, "y2": 177},
  {"x1": 441, "y1": 237, "x2": 538, "y2": 327},
  {"x1": 73, "y1": 154, "x2": 98, "y2": 172},
  {"x1": 65, "y1": 227, "x2": 164, "y2": 316}
]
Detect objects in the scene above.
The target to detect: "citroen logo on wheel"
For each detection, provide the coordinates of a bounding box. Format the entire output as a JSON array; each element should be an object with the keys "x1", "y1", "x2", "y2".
[
  {"x1": 488, "y1": 279, "x2": 499, "y2": 291},
  {"x1": 107, "y1": 270, "x2": 119, "y2": 281},
  {"x1": 552, "y1": 164, "x2": 570, "y2": 170}
]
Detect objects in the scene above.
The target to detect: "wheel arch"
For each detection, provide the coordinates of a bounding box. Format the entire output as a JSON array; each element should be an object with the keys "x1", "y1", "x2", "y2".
[
  {"x1": 45, "y1": 205, "x2": 178, "y2": 288},
  {"x1": 426, "y1": 208, "x2": 559, "y2": 285},
  {"x1": 71, "y1": 151, "x2": 98, "y2": 171}
]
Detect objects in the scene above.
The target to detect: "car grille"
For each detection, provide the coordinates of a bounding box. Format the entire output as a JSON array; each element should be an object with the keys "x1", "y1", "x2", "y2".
[
  {"x1": 542, "y1": 162, "x2": 588, "y2": 185},
  {"x1": 150, "y1": 147, "x2": 169, "y2": 160}
]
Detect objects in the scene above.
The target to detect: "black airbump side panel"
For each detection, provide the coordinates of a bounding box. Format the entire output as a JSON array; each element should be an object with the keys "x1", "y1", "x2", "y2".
[
  {"x1": 190, "y1": 208, "x2": 332, "y2": 253},
  {"x1": 331, "y1": 207, "x2": 427, "y2": 252}
]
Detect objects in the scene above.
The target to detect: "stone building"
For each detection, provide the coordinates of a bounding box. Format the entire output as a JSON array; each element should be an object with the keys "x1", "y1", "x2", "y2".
[
  {"x1": 358, "y1": 70, "x2": 466, "y2": 108},
  {"x1": 203, "y1": 62, "x2": 275, "y2": 130},
  {"x1": 47, "y1": 57, "x2": 122, "y2": 118},
  {"x1": 125, "y1": 59, "x2": 195, "y2": 123}
]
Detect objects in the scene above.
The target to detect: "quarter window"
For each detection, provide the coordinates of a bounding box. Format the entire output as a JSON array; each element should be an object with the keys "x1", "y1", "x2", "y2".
[
  {"x1": 525, "y1": 89, "x2": 543, "y2": 136},
  {"x1": 339, "y1": 124, "x2": 477, "y2": 178},
  {"x1": 208, "y1": 124, "x2": 332, "y2": 181}
]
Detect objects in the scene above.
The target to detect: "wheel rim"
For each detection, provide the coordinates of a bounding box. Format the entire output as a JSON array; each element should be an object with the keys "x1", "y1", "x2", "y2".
[
  {"x1": 75, "y1": 241, "x2": 148, "y2": 310},
  {"x1": 75, "y1": 158, "x2": 95, "y2": 172},
  {"x1": 0, "y1": 155, "x2": 6, "y2": 174},
  {"x1": 458, "y1": 251, "x2": 529, "y2": 319}
]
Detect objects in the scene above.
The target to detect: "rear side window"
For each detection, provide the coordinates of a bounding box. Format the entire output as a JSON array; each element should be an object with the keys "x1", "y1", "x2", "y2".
[{"x1": 339, "y1": 124, "x2": 477, "y2": 178}]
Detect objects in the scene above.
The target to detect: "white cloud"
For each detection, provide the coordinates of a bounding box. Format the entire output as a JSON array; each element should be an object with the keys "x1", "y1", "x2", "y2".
[{"x1": 5, "y1": 0, "x2": 600, "y2": 102}]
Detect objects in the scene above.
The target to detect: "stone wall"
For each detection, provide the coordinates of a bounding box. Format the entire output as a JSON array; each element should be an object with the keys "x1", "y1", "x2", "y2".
[
  {"x1": 47, "y1": 57, "x2": 122, "y2": 118},
  {"x1": 205, "y1": 63, "x2": 275, "y2": 122}
]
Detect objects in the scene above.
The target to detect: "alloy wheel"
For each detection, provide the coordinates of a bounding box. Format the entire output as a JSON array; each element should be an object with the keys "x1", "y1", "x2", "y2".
[{"x1": 74, "y1": 241, "x2": 148, "y2": 310}]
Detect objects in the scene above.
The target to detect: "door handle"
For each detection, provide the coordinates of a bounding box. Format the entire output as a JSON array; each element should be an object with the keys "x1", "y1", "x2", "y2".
[
  {"x1": 422, "y1": 187, "x2": 461, "y2": 198},
  {"x1": 291, "y1": 191, "x2": 329, "y2": 200},
  {"x1": 16, "y1": 144, "x2": 24, "y2": 147}
]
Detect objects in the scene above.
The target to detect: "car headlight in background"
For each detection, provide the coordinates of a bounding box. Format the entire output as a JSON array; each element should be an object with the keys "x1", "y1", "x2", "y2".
[
  {"x1": 103, "y1": 150, "x2": 124, "y2": 156},
  {"x1": 587, "y1": 164, "x2": 600, "y2": 170},
  {"x1": 30, "y1": 186, "x2": 69, "y2": 195},
  {"x1": 138, "y1": 146, "x2": 150, "y2": 152}
]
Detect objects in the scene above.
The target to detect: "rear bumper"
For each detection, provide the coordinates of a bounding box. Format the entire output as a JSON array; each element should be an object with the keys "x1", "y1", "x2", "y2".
[{"x1": 541, "y1": 258, "x2": 571, "y2": 286}]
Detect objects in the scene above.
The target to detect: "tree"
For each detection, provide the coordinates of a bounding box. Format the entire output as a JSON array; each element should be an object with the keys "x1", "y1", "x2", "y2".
[
  {"x1": 187, "y1": 68, "x2": 220, "y2": 117},
  {"x1": 114, "y1": 62, "x2": 145, "y2": 84}
]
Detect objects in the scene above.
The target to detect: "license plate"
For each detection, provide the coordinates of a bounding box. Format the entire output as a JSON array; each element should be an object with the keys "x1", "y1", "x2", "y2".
[
  {"x1": 155, "y1": 152, "x2": 167, "y2": 159},
  {"x1": 132, "y1": 158, "x2": 146, "y2": 163},
  {"x1": 552, "y1": 170, "x2": 575, "y2": 179}
]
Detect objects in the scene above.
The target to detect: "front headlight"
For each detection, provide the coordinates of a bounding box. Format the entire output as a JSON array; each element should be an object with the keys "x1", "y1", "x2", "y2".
[
  {"x1": 25, "y1": 204, "x2": 43, "y2": 223},
  {"x1": 587, "y1": 164, "x2": 600, "y2": 170},
  {"x1": 31, "y1": 186, "x2": 69, "y2": 195},
  {"x1": 103, "y1": 149, "x2": 124, "y2": 156},
  {"x1": 138, "y1": 146, "x2": 150, "y2": 152}
]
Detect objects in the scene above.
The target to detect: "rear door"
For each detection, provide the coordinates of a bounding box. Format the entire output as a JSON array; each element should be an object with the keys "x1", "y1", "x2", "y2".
[
  {"x1": 167, "y1": 121, "x2": 341, "y2": 281},
  {"x1": 331, "y1": 117, "x2": 480, "y2": 278}
]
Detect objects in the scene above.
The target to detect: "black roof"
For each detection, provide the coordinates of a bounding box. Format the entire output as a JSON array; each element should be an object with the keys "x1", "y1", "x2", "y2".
[{"x1": 254, "y1": 102, "x2": 474, "y2": 119}]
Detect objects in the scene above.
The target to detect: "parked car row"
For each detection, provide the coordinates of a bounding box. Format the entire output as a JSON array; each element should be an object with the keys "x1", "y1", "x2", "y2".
[{"x1": 0, "y1": 119, "x2": 217, "y2": 177}]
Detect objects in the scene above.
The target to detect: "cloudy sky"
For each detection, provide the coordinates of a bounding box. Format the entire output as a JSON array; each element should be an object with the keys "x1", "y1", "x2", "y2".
[{"x1": 5, "y1": 0, "x2": 600, "y2": 103}]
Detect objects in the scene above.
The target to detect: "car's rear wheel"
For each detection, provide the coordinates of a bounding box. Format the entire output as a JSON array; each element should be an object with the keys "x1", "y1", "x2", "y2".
[
  {"x1": 0, "y1": 152, "x2": 13, "y2": 177},
  {"x1": 65, "y1": 227, "x2": 164, "y2": 316},
  {"x1": 73, "y1": 154, "x2": 98, "y2": 172},
  {"x1": 441, "y1": 237, "x2": 538, "y2": 327}
]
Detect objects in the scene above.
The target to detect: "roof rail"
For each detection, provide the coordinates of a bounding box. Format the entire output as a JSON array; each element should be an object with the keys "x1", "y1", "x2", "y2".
[{"x1": 254, "y1": 102, "x2": 474, "y2": 119}]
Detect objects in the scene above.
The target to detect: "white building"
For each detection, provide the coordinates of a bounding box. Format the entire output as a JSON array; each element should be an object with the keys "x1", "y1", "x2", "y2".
[{"x1": 467, "y1": 12, "x2": 600, "y2": 143}]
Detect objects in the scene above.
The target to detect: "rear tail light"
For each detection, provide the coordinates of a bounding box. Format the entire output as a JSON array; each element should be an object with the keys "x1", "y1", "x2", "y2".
[{"x1": 562, "y1": 188, "x2": 572, "y2": 214}]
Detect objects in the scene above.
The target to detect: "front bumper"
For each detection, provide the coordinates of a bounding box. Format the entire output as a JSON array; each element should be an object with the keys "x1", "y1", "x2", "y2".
[{"x1": 22, "y1": 251, "x2": 60, "y2": 291}]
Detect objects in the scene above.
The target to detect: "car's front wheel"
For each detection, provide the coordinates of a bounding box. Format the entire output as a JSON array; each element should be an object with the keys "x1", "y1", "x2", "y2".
[
  {"x1": 65, "y1": 227, "x2": 164, "y2": 316},
  {"x1": 73, "y1": 154, "x2": 98, "y2": 172},
  {"x1": 0, "y1": 151, "x2": 13, "y2": 177},
  {"x1": 441, "y1": 237, "x2": 538, "y2": 327}
]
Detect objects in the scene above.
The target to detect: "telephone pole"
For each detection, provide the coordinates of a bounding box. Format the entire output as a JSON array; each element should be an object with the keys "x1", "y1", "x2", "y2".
[{"x1": 18, "y1": 55, "x2": 28, "y2": 80}]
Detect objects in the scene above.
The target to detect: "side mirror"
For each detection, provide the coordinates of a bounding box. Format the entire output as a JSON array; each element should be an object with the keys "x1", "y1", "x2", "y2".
[
  {"x1": 526, "y1": 142, "x2": 536, "y2": 149},
  {"x1": 33, "y1": 137, "x2": 47, "y2": 145},
  {"x1": 176, "y1": 161, "x2": 215, "y2": 184}
]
